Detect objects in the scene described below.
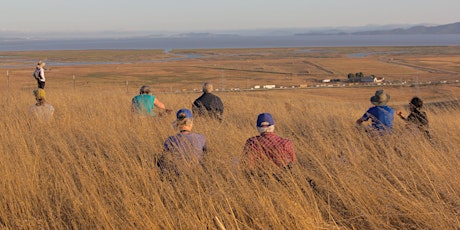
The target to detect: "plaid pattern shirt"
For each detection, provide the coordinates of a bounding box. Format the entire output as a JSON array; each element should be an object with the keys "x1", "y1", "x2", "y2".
[{"x1": 242, "y1": 132, "x2": 296, "y2": 168}]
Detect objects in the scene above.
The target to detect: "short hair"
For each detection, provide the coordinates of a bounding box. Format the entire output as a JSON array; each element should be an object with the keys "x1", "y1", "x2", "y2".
[
  {"x1": 257, "y1": 125, "x2": 275, "y2": 134},
  {"x1": 175, "y1": 118, "x2": 193, "y2": 131},
  {"x1": 139, "y1": 85, "x2": 151, "y2": 94},
  {"x1": 202, "y1": 82, "x2": 213, "y2": 93},
  {"x1": 410, "y1": 97, "x2": 423, "y2": 108}
]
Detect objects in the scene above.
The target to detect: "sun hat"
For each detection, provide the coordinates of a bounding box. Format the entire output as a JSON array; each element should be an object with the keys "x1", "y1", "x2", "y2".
[
  {"x1": 256, "y1": 113, "x2": 274, "y2": 127},
  {"x1": 37, "y1": 61, "x2": 46, "y2": 67},
  {"x1": 176, "y1": 109, "x2": 193, "y2": 120},
  {"x1": 370, "y1": 89, "x2": 390, "y2": 106},
  {"x1": 33, "y1": 89, "x2": 46, "y2": 100}
]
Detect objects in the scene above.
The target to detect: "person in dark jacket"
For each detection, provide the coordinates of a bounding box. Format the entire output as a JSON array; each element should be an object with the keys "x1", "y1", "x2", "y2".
[
  {"x1": 397, "y1": 96, "x2": 431, "y2": 139},
  {"x1": 192, "y1": 82, "x2": 224, "y2": 122}
]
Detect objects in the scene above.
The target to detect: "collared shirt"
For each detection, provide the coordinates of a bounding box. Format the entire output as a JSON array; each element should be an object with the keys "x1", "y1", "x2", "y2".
[{"x1": 242, "y1": 132, "x2": 296, "y2": 168}]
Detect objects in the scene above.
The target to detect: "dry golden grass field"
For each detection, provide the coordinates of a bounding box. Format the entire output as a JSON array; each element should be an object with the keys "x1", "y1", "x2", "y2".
[{"x1": 0, "y1": 47, "x2": 459, "y2": 229}]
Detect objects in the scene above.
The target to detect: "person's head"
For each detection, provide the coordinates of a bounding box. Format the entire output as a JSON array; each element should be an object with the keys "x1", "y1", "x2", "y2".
[
  {"x1": 37, "y1": 61, "x2": 46, "y2": 68},
  {"x1": 409, "y1": 97, "x2": 423, "y2": 110},
  {"x1": 139, "y1": 85, "x2": 151, "y2": 95},
  {"x1": 175, "y1": 109, "x2": 193, "y2": 131},
  {"x1": 256, "y1": 113, "x2": 275, "y2": 134},
  {"x1": 370, "y1": 89, "x2": 390, "y2": 106},
  {"x1": 202, "y1": 82, "x2": 213, "y2": 93}
]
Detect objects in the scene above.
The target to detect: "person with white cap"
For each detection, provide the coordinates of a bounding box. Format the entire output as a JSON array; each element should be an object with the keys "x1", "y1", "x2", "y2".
[
  {"x1": 29, "y1": 88, "x2": 54, "y2": 120},
  {"x1": 163, "y1": 108, "x2": 207, "y2": 165},
  {"x1": 242, "y1": 112, "x2": 296, "y2": 169},
  {"x1": 131, "y1": 85, "x2": 171, "y2": 117},
  {"x1": 356, "y1": 89, "x2": 395, "y2": 134},
  {"x1": 32, "y1": 61, "x2": 46, "y2": 89}
]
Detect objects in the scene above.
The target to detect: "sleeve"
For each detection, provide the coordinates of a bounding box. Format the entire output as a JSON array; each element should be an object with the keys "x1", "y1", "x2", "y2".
[
  {"x1": 242, "y1": 138, "x2": 260, "y2": 167},
  {"x1": 284, "y1": 140, "x2": 296, "y2": 163},
  {"x1": 217, "y1": 97, "x2": 224, "y2": 113},
  {"x1": 163, "y1": 137, "x2": 172, "y2": 152},
  {"x1": 192, "y1": 100, "x2": 200, "y2": 113},
  {"x1": 361, "y1": 108, "x2": 372, "y2": 121}
]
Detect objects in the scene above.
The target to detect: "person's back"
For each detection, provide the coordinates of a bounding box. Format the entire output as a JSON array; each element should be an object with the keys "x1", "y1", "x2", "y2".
[
  {"x1": 242, "y1": 113, "x2": 296, "y2": 169},
  {"x1": 192, "y1": 83, "x2": 224, "y2": 121},
  {"x1": 243, "y1": 132, "x2": 295, "y2": 168},
  {"x1": 357, "y1": 90, "x2": 394, "y2": 134},
  {"x1": 164, "y1": 132, "x2": 207, "y2": 163},
  {"x1": 163, "y1": 109, "x2": 207, "y2": 165},
  {"x1": 363, "y1": 105, "x2": 394, "y2": 131},
  {"x1": 132, "y1": 94, "x2": 156, "y2": 116}
]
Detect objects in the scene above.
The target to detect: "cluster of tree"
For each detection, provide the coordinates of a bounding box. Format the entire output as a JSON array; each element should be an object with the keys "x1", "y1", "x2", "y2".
[{"x1": 347, "y1": 72, "x2": 375, "y2": 83}]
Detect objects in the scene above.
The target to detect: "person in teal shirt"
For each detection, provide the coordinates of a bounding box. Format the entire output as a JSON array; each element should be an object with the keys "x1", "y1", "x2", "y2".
[{"x1": 131, "y1": 85, "x2": 170, "y2": 116}]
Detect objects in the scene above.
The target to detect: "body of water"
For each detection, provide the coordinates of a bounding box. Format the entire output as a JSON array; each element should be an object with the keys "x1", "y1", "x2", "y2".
[{"x1": 1, "y1": 34, "x2": 460, "y2": 51}]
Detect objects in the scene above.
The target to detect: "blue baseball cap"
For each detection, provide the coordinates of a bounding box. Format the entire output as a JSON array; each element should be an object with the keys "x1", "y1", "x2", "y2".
[
  {"x1": 176, "y1": 109, "x2": 193, "y2": 119},
  {"x1": 256, "y1": 113, "x2": 274, "y2": 127}
]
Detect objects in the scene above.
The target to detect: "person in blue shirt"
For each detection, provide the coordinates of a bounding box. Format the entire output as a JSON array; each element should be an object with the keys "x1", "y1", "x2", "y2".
[
  {"x1": 163, "y1": 109, "x2": 207, "y2": 165},
  {"x1": 356, "y1": 89, "x2": 395, "y2": 134},
  {"x1": 131, "y1": 85, "x2": 170, "y2": 117}
]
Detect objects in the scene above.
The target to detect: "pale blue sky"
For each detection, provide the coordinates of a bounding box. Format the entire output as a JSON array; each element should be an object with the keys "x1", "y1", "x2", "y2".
[{"x1": 1, "y1": 0, "x2": 458, "y2": 32}]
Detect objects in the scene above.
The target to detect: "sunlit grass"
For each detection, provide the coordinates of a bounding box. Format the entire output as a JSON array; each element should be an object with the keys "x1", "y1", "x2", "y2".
[{"x1": 0, "y1": 83, "x2": 458, "y2": 229}]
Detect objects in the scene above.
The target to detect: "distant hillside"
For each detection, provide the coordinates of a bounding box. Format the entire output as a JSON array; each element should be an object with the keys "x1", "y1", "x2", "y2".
[
  {"x1": 353, "y1": 22, "x2": 460, "y2": 35},
  {"x1": 296, "y1": 22, "x2": 460, "y2": 36}
]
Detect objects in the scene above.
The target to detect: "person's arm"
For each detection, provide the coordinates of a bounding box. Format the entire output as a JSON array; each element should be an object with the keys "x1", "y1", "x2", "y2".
[
  {"x1": 285, "y1": 140, "x2": 296, "y2": 164},
  {"x1": 396, "y1": 111, "x2": 407, "y2": 120},
  {"x1": 154, "y1": 98, "x2": 173, "y2": 114},
  {"x1": 356, "y1": 117, "x2": 364, "y2": 124}
]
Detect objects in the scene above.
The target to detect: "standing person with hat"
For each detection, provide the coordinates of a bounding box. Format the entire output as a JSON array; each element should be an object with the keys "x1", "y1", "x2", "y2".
[
  {"x1": 241, "y1": 113, "x2": 296, "y2": 169},
  {"x1": 397, "y1": 96, "x2": 431, "y2": 138},
  {"x1": 356, "y1": 89, "x2": 395, "y2": 134},
  {"x1": 131, "y1": 85, "x2": 171, "y2": 117},
  {"x1": 192, "y1": 82, "x2": 224, "y2": 122},
  {"x1": 32, "y1": 61, "x2": 46, "y2": 89},
  {"x1": 29, "y1": 89, "x2": 54, "y2": 120},
  {"x1": 162, "y1": 109, "x2": 207, "y2": 165}
]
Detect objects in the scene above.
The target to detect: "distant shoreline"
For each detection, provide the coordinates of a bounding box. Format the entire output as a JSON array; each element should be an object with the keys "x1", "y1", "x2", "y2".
[{"x1": 1, "y1": 34, "x2": 460, "y2": 52}]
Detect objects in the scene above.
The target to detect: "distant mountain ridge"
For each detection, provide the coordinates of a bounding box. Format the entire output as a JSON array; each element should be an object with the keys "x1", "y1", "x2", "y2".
[{"x1": 296, "y1": 22, "x2": 460, "y2": 36}]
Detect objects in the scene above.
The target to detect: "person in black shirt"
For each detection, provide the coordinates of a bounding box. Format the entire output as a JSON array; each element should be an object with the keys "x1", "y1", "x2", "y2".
[
  {"x1": 397, "y1": 96, "x2": 431, "y2": 139},
  {"x1": 192, "y1": 82, "x2": 224, "y2": 122}
]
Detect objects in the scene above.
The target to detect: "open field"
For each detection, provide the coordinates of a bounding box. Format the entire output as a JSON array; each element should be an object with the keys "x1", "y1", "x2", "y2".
[
  {"x1": 0, "y1": 47, "x2": 459, "y2": 229},
  {"x1": 1, "y1": 46, "x2": 460, "y2": 92}
]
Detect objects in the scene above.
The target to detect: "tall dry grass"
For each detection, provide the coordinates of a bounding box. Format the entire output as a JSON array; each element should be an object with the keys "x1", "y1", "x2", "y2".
[{"x1": 0, "y1": 85, "x2": 459, "y2": 229}]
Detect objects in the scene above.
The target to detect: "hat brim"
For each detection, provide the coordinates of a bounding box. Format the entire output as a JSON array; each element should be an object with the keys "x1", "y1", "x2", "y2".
[{"x1": 370, "y1": 94, "x2": 390, "y2": 106}]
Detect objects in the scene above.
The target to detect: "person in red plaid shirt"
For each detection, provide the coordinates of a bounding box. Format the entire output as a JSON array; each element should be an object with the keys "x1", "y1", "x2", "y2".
[{"x1": 242, "y1": 113, "x2": 296, "y2": 169}]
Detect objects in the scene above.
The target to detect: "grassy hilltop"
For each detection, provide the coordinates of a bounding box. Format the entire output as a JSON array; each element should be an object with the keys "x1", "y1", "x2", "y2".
[{"x1": 0, "y1": 47, "x2": 459, "y2": 229}]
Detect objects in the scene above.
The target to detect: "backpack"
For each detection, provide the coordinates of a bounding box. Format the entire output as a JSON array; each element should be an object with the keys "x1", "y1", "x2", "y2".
[{"x1": 33, "y1": 68, "x2": 41, "y2": 80}]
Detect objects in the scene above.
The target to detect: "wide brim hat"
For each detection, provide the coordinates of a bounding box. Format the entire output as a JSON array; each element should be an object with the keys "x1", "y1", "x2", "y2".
[{"x1": 370, "y1": 89, "x2": 390, "y2": 106}]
